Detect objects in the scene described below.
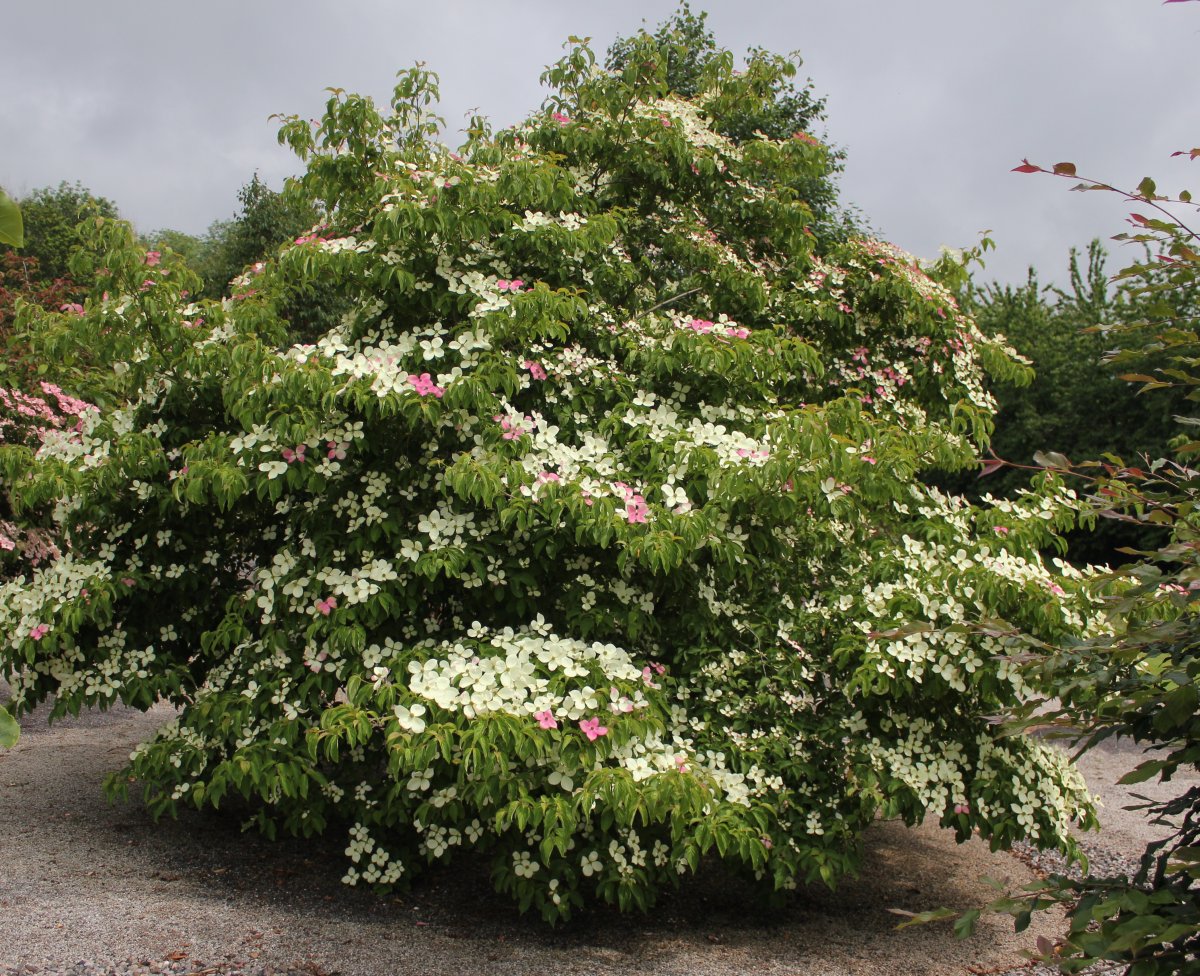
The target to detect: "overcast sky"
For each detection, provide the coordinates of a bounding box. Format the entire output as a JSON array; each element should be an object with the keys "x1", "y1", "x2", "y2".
[{"x1": 3, "y1": 0, "x2": 1197, "y2": 288}]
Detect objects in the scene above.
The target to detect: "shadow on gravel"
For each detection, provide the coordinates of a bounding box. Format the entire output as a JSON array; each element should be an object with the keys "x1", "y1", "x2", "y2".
[{"x1": 1, "y1": 697, "x2": 1064, "y2": 976}]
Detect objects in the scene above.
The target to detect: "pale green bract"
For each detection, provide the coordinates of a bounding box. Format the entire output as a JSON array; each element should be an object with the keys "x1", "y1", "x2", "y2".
[
  {"x1": 0, "y1": 36, "x2": 1105, "y2": 921},
  {"x1": 0, "y1": 705, "x2": 17, "y2": 749},
  {"x1": 0, "y1": 189, "x2": 23, "y2": 249}
]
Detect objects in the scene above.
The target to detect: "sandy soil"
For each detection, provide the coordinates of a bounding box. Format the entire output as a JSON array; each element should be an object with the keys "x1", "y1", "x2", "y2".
[{"x1": 1, "y1": 698, "x2": 1193, "y2": 976}]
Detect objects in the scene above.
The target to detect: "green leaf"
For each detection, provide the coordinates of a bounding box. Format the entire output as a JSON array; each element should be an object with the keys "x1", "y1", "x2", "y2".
[
  {"x1": 889, "y1": 906, "x2": 956, "y2": 929},
  {"x1": 1032, "y1": 450, "x2": 1071, "y2": 469},
  {"x1": 0, "y1": 191, "x2": 23, "y2": 248},
  {"x1": 953, "y1": 909, "x2": 980, "y2": 939},
  {"x1": 1117, "y1": 760, "x2": 1168, "y2": 785},
  {"x1": 0, "y1": 705, "x2": 18, "y2": 749},
  {"x1": 1155, "y1": 683, "x2": 1198, "y2": 733}
]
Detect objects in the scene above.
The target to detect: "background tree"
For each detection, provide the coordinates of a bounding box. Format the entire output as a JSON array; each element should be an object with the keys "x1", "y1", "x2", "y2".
[
  {"x1": 0, "y1": 187, "x2": 20, "y2": 748},
  {"x1": 140, "y1": 227, "x2": 207, "y2": 274},
  {"x1": 193, "y1": 172, "x2": 320, "y2": 300},
  {"x1": 144, "y1": 174, "x2": 336, "y2": 342},
  {"x1": 0, "y1": 252, "x2": 87, "y2": 386},
  {"x1": 0, "y1": 189, "x2": 23, "y2": 248},
  {"x1": 0, "y1": 182, "x2": 102, "y2": 383},
  {"x1": 3, "y1": 181, "x2": 119, "y2": 284},
  {"x1": 949, "y1": 241, "x2": 1193, "y2": 565}
]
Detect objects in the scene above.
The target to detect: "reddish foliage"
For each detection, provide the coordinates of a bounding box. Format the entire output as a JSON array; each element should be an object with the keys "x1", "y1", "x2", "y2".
[{"x1": 0, "y1": 252, "x2": 87, "y2": 387}]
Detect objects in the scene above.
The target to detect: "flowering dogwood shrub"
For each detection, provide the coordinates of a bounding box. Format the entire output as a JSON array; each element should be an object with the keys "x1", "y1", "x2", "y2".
[{"x1": 0, "y1": 38, "x2": 1103, "y2": 920}]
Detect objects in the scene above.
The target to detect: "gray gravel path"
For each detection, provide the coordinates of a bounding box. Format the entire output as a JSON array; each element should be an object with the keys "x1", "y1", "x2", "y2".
[{"x1": 1, "y1": 698, "x2": 1194, "y2": 976}]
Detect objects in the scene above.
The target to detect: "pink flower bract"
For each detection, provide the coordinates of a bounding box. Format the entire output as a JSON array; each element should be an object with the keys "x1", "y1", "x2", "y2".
[
  {"x1": 579, "y1": 717, "x2": 608, "y2": 741},
  {"x1": 408, "y1": 373, "x2": 446, "y2": 398}
]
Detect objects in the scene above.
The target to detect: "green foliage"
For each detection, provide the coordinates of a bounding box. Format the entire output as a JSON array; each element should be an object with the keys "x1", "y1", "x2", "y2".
[
  {"x1": 0, "y1": 33, "x2": 1100, "y2": 923},
  {"x1": 605, "y1": 2, "x2": 854, "y2": 237},
  {"x1": 6, "y1": 182, "x2": 119, "y2": 283},
  {"x1": 952, "y1": 241, "x2": 1192, "y2": 565},
  {"x1": 194, "y1": 173, "x2": 321, "y2": 301}
]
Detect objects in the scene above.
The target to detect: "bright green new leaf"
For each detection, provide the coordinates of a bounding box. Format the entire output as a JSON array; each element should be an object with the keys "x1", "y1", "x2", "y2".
[
  {"x1": 0, "y1": 705, "x2": 18, "y2": 749},
  {"x1": 0, "y1": 190, "x2": 23, "y2": 248}
]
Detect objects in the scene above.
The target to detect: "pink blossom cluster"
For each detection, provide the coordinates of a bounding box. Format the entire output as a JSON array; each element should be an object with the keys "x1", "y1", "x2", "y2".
[
  {"x1": 0, "y1": 383, "x2": 97, "y2": 445},
  {"x1": 839, "y1": 345, "x2": 912, "y2": 405},
  {"x1": 294, "y1": 232, "x2": 329, "y2": 245},
  {"x1": 408, "y1": 373, "x2": 446, "y2": 398},
  {"x1": 40, "y1": 382, "x2": 97, "y2": 420},
  {"x1": 532, "y1": 712, "x2": 609, "y2": 741},
  {"x1": 683, "y1": 318, "x2": 750, "y2": 340},
  {"x1": 613, "y1": 482, "x2": 649, "y2": 523},
  {"x1": 0, "y1": 521, "x2": 61, "y2": 567},
  {"x1": 641, "y1": 662, "x2": 666, "y2": 687}
]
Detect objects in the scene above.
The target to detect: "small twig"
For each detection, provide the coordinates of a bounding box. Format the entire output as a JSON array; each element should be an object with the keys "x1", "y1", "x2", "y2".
[
  {"x1": 983, "y1": 453, "x2": 1185, "y2": 516},
  {"x1": 639, "y1": 286, "x2": 702, "y2": 318}
]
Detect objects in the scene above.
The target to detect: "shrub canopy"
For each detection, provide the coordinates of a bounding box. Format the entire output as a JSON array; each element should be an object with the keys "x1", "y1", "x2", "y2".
[{"x1": 0, "y1": 36, "x2": 1100, "y2": 920}]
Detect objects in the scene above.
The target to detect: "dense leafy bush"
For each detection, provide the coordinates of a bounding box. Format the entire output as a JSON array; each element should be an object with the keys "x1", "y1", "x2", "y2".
[{"x1": 0, "y1": 35, "x2": 1103, "y2": 920}]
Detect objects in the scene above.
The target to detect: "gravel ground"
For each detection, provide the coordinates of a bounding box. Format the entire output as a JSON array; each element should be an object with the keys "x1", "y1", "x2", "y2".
[{"x1": 1, "y1": 697, "x2": 1195, "y2": 976}]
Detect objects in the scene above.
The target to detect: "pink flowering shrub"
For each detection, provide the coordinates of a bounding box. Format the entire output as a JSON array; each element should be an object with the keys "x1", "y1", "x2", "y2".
[
  {"x1": 0, "y1": 36, "x2": 1104, "y2": 921},
  {"x1": 0, "y1": 380, "x2": 98, "y2": 581}
]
